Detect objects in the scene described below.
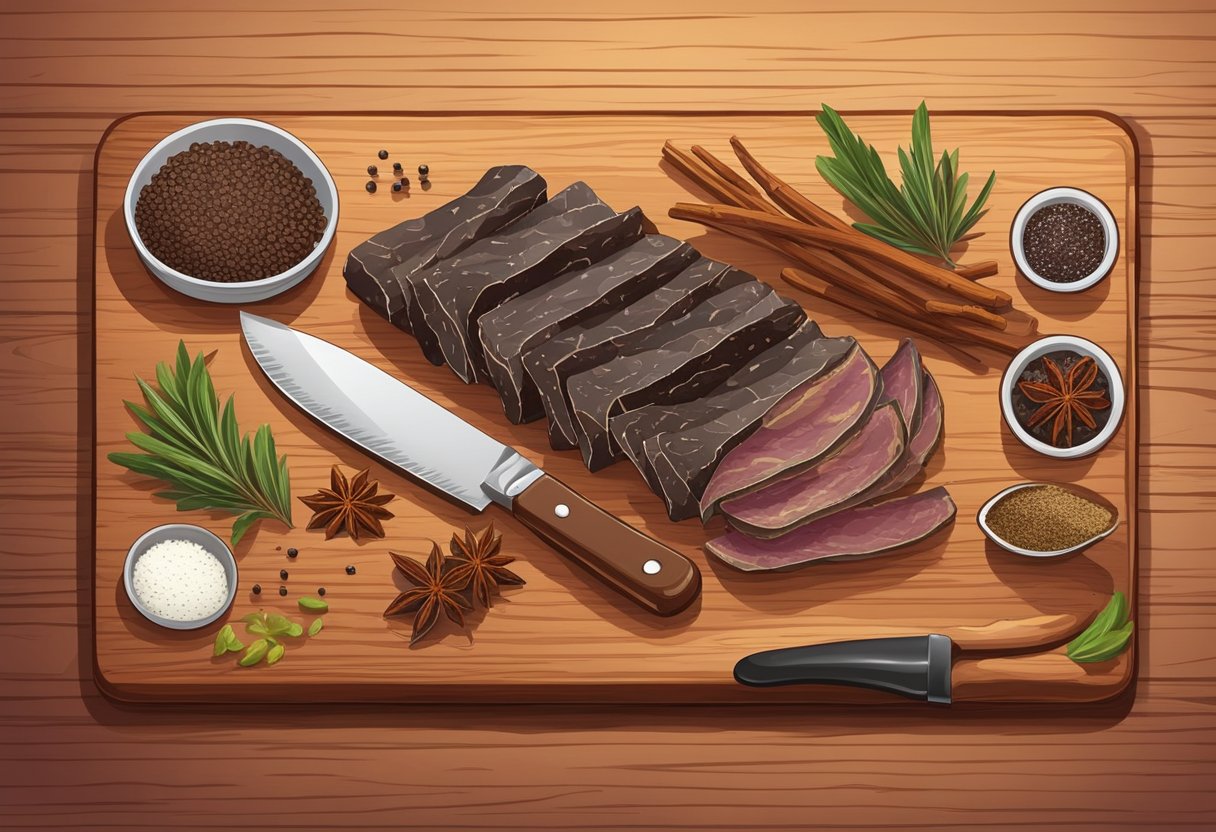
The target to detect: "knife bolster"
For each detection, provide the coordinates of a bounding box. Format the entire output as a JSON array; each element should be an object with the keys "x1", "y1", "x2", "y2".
[{"x1": 481, "y1": 449, "x2": 544, "y2": 508}]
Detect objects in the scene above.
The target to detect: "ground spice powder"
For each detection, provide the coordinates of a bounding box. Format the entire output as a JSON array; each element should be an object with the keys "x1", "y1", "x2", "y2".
[{"x1": 986, "y1": 484, "x2": 1113, "y2": 552}]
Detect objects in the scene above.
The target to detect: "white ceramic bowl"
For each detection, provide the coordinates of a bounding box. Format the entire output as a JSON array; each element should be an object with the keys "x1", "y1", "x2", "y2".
[
  {"x1": 977, "y1": 481, "x2": 1119, "y2": 558},
  {"x1": 123, "y1": 118, "x2": 339, "y2": 303},
  {"x1": 1000, "y1": 334, "x2": 1125, "y2": 459},
  {"x1": 123, "y1": 524, "x2": 238, "y2": 630},
  {"x1": 1010, "y1": 187, "x2": 1118, "y2": 293}
]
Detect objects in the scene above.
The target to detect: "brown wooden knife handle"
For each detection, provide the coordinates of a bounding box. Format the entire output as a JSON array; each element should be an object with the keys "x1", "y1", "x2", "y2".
[{"x1": 512, "y1": 474, "x2": 701, "y2": 616}]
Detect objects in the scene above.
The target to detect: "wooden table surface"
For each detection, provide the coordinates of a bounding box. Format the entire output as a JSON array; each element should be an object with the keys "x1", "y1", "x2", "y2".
[{"x1": 2, "y1": 2, "x2": 1213, "y2": 830}]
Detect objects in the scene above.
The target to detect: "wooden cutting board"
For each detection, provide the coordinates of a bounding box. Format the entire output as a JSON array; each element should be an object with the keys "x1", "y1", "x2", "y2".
[{"x1": 91, "y1": 112, "x2": 1137, "y2": 704}]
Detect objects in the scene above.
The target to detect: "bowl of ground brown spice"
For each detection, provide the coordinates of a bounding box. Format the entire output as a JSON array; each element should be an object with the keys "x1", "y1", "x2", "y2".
[
  {"x1": 1010, "y1": 187, "x2": 1118, "y2": 294},
  {"x1": 978, "y1": 482, "x2": 1118, "y2": 558},
  {"x1": 123, "y1": 118, "x2": 338, "y2": 303}
]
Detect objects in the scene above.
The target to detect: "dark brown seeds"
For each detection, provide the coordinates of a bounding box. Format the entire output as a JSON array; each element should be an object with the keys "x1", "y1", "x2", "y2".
[
  {"x1": 278, "y1": 586, "x2": 288, "y2": 597},
  {"x1": 133, "y1": 140, "x2": 326, "y2": 283},
  {"x1": 378, "y1": 149, "x2": 389, "y2": 160},
  {"x1": 1022, "y1": 203, "x2": 1105, "y2": 283}
]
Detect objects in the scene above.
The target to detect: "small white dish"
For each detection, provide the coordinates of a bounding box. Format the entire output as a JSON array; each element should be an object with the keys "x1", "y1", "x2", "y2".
[
  {"x1": 978, "y1": 481, "x2": 1119, "y2": 558},
  {"x1": 123, "y1": 524, "x2": 238, "y2": 630},
  {"x1": 1010, "y1": 187, "x2": 1118, "y2": 293},
  {"x1": 1000, "y1": 334, "x2": 1125, "y2": 459},
  {"x1": 123, "y1": 117, "x2": 339, "y2": 304}
]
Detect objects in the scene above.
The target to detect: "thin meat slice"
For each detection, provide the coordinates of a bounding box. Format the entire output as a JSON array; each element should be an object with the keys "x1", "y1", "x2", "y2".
[
  {"x1": 345, "y1": 165, "x2": 546, "y2": 333},
  {"x1": 402, "y1": 181, "x2": 608, "y2": 368},
  {"x1": 523, "y1": 257, "x2": 752, "y2": 451},
  {"x1": 698, "y1": 342, "x2": 881, "y2": 521},
  {"x1": 567, "y1": 283, "x2": 806, "y2": 471},
  {"x1": 628, "y1": 328, "x2": 856, "y2": 521},
  {"x1": 880, "y1": 338, "x2": 924, "y2": 436},
  {"x1": 706, "y1": 487, "x2": 957, "y2": 572},
  {"x1": 720, "y1": 402, "x2": 907, "y2": 538},
  {"x1": 478, "y1": 235, "x2": 697, "y2": 423},
  {"x1": 865, "y1": 369, "x2": 945, "y2": 497}
]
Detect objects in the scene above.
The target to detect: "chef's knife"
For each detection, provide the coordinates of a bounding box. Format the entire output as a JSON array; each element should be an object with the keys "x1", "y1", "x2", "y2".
[
  {"x1": 240, "y1": 312, "x2": 701, "y2": 616},
  {"x1": 733, "y1": 611, "x2": 1103, "y2": 704}
]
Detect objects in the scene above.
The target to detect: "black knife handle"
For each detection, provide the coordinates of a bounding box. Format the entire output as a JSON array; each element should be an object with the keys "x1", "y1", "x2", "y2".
[{"x1": 734, "y1": 634, "x2": 953, "y2": 704}]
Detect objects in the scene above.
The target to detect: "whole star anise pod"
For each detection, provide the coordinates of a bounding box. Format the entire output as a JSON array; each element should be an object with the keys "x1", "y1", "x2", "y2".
[
  {"x1": 1017, "y1": 355, "x2": 1111, "y2": 447},
  {"x1": 384, "y1": 543, "x2": 472, "y2": 644},
  {"x1": 448, "y1": 523, "x2": 525, "y2": 608},
  {"x1": 299, "y1": 466, "x2": 395, "y2": 541}
]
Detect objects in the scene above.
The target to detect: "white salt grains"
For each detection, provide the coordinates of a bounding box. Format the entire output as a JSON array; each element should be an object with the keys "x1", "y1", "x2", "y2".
[{"x1": 131, "y1": 538, "x2": 229, "y2": 622}]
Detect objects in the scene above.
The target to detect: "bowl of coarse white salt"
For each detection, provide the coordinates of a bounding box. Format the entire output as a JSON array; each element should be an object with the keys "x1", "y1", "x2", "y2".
[{"x1": 123, "y1": 524, "x2": 238, "y2": 629}]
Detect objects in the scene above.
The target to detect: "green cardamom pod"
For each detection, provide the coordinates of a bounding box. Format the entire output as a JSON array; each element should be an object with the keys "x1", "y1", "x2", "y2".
[
  {"x1": 298, "y1": 597, "x2": 329, "y2": 614},
  {"x1": 308, "y1": 618, "x2": 324, "y2": 636},
  {"x1": 266, "y1": 643, "x2": 285, "y2": 666},
  {"x1": 238, "y1": 638, "x2": 270, "y2": 667}
]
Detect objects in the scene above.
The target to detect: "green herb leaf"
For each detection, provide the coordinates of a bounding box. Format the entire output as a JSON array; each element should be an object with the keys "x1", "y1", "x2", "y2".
[
  {"x1": 814, "y1": 102, "x2": 996, "y2": 267},
  {"x1": 1067, "y1": 592, "x2": 1134, "y2": 663},
  {"x1": 238, "y1": 638, "x2": 270, "y2": 667},
  {"x1": 298, "y1": 597, "x2": 329, "y2": 614},
  {"x1": 308, "y1": 618, "x2": 324, "y2": 636},
  {"x1": 213, "y1": 624, "x2": 244, "y2": 656},
  {"x1": 266, "y1": 642, "x2": 286, "y2": 665},
  {"x1": 108, "y1": 341, "x2": 293, "y2": 545}
]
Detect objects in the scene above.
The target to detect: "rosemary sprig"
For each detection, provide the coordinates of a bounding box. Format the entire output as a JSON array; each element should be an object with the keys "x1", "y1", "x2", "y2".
[
  {"x1": 815, "y1": 102, "x2": 996, "y2": 268},
  {"x1": 108, "y1": 341, "x2": 293, "y2": 545},
  {"x1": 1067, "y1": 592, "x2": 1134, "y2": 663}
]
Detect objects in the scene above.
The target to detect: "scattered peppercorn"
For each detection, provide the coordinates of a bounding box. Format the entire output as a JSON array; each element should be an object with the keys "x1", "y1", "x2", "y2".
[
  {"x1": 367, "y1": 164, "x2": 378, "y2": 177},
  {"x1": 392, "y1": 181, "x2": 402, "y2": 192},
  {"x1": 279, "y1": 586, "x2": 288, "y2": 597},
  {"x1": 252, "y1": 584, "x2": 262, "y2": 595},
  {"x1": 400, "y1": 176, "x2": 410, "y2": 187},
  {"x1": 280, "y1": 569, "x2": 289, "y2": 580},
  {"x1": 317, "y1": 587, "x2": 326, "y2": 596},
  {"x1": 287, "y1": 547, "x2": 298, "y2": 558},
  {"x1": 392, "y1": 162, "x2": 403, "y2": 172},
  {"x1": 365, "y1": 180, "x2": 376, "y2": 193},
  {"x1": 345, "y1": 565, "x2": 357, "y2": 575},
  {"x1": 418, "y1": 164, "x2": 429, "y2": 178},
  {"x1": 378, "y1": 149, "x2": 389, "y2": 160}
]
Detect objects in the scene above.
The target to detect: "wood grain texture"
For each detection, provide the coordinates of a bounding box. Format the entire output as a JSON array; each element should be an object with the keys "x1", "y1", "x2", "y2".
[
  {"x1": 3, "y1": 1, "x2": 1215, "y2": 830},
  {"x1": 91, "y1": 112, "x2": 1137, "y2": 704}
]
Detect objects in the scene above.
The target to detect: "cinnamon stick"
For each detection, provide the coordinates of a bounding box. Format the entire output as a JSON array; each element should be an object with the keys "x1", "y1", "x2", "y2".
[
  {"x1": 729, "y1": 136, "x2": 852, "y2": 233},
  {"x1": 690, "y1": 145, "x2": 770, "y2": 208},
  {"x1": 955, "y1": 260, "x2": 1000, "y2": 280},
  {"x1": 670, "y1": 201, "x2": 1013, "y2": 309},
  {"x1": 925, "y1": 300, "x2": 1009, "y2": 331}
]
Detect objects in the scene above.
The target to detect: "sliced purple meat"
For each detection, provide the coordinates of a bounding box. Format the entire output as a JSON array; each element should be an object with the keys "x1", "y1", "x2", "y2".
[
  {"x1": 522, "y1": 257, "x2": 752, "y2": 451},
  {"x1": 629, "y1": 327, "x2": 856, "y2": 521},
  {"x1": 706, "y1": 487, "x2": 957, "y2": 572},
  {"x1": 567, "y1": 283, "x2": 806, "y2": 471},
  {"x1": 719, "y1": 402, "x2": 907, "y2": 538},
  {"x1": 880, "y1": 338, "x2": 923, "y2": 436},
  {"x1": 698, "y1": 342, "x2": 881, "y2": 521},
  {"x1": 345, "y1": 165, "x2": 546, "y2": 332},
  {"x1": 402, "y1": 181, "x2": 608, "y2": 368},
  {"x1": 478, "y1": 235, "x2": 697, "y2": 424},
  {"x1": 865, "y1": 369, "x2": 944, "y2": 497}
]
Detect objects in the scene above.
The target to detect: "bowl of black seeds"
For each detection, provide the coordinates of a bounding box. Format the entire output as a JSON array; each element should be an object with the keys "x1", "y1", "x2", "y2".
[
  {"x1": 1010, "y1": 187, "x2": 1117, "y2": 294},
  {"x1": 123, "y1": 118, "x2": 339, "y2": 303}
]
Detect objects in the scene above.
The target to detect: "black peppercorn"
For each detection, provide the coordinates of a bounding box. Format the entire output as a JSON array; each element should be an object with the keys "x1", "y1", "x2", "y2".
[
  {"x1": 392, "y1": 181, "x2": 402, "y2": 192},
  {"x1": 345, "y1": 565, "x2": 356, "y2": 575},
  {"x1": 280, "y1": 569, "x2": 289, "y2": 580},
  {"x1": 400, "y1": 176, "x2": 409, "y2": 187},
  {"x1": 367, "y1": 164, "x2": 378, "y2": 176},
  {"x1": 365, "y1": 180, "x2": 376, "y2": 193},
  {"x1": 378, "y1": 149, "x2": 389, "y2": 160},
  {"x1": 287, "y1": 547, "x2": 298, "y2": 558},
  {"x1": 418, "y1": 164, "x2": 429, "y2": 177},
  {"x1": 252, "y1": 584, "x2": 262, "y2": 595},
  {"x1": 317, "y1": 587, "x2": 326, "y2": 596},
  {"x1": 392, "y1": 162, "x2": 403, "y2": 172},
  {"x1": 278, "y1": 586, "x2": 288, "y2": 597}
]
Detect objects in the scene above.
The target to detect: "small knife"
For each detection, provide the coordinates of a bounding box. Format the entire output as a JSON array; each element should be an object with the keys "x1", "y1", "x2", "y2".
[{"x1": 240, "y1": 312, "x2": 701, "y2": 616}]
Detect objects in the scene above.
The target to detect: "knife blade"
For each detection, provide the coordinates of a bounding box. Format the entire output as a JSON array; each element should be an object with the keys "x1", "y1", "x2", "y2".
[{"x1": 240, "y1": 312, "x2": 701, "y2": 616}]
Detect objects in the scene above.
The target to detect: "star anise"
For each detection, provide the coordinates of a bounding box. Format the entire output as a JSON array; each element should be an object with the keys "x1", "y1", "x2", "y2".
[
  {"x1": 384, "y1": 543, "x2": 472, "y2": 644},
  {"x1": 1017, "y1": 355, "x2": 1111, "y2": 447},
  {"x1": 448, "y1": 523, "x2": 525, "y2": 608},
  {"x1": 299, "y1": 466, "x2": 395, "y2": 541}
]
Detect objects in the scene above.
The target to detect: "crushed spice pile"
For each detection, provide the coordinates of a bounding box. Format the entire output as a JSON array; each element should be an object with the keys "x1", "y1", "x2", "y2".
[{"x1": 987, "y1": 484, "x2": 1114, "y2": 552}]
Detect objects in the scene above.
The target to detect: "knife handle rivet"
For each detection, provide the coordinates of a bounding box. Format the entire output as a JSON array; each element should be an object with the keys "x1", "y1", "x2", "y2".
[
  {"x1": 643, "y1": 559, "x2": 662, "y2": 575},
  {"x1": 553, "y1": 503, "x2": 570, "y2": 519}
]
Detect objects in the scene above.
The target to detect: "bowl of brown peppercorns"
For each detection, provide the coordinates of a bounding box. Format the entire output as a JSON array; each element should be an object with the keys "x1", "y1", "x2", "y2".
[{"x1": 124, "y1": 118, "x2": 338, "y2": 303}]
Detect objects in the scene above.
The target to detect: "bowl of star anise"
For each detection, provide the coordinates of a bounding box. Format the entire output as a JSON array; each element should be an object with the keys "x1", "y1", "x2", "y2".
[{"x1": 1000, "y1": 335, "x2": 1125, "y2": 459}]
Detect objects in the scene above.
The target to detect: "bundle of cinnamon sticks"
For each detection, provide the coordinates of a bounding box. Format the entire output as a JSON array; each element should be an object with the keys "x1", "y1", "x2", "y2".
[{"x1": 662, "y1": 138, "x2": 1038, "y2": 360}]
